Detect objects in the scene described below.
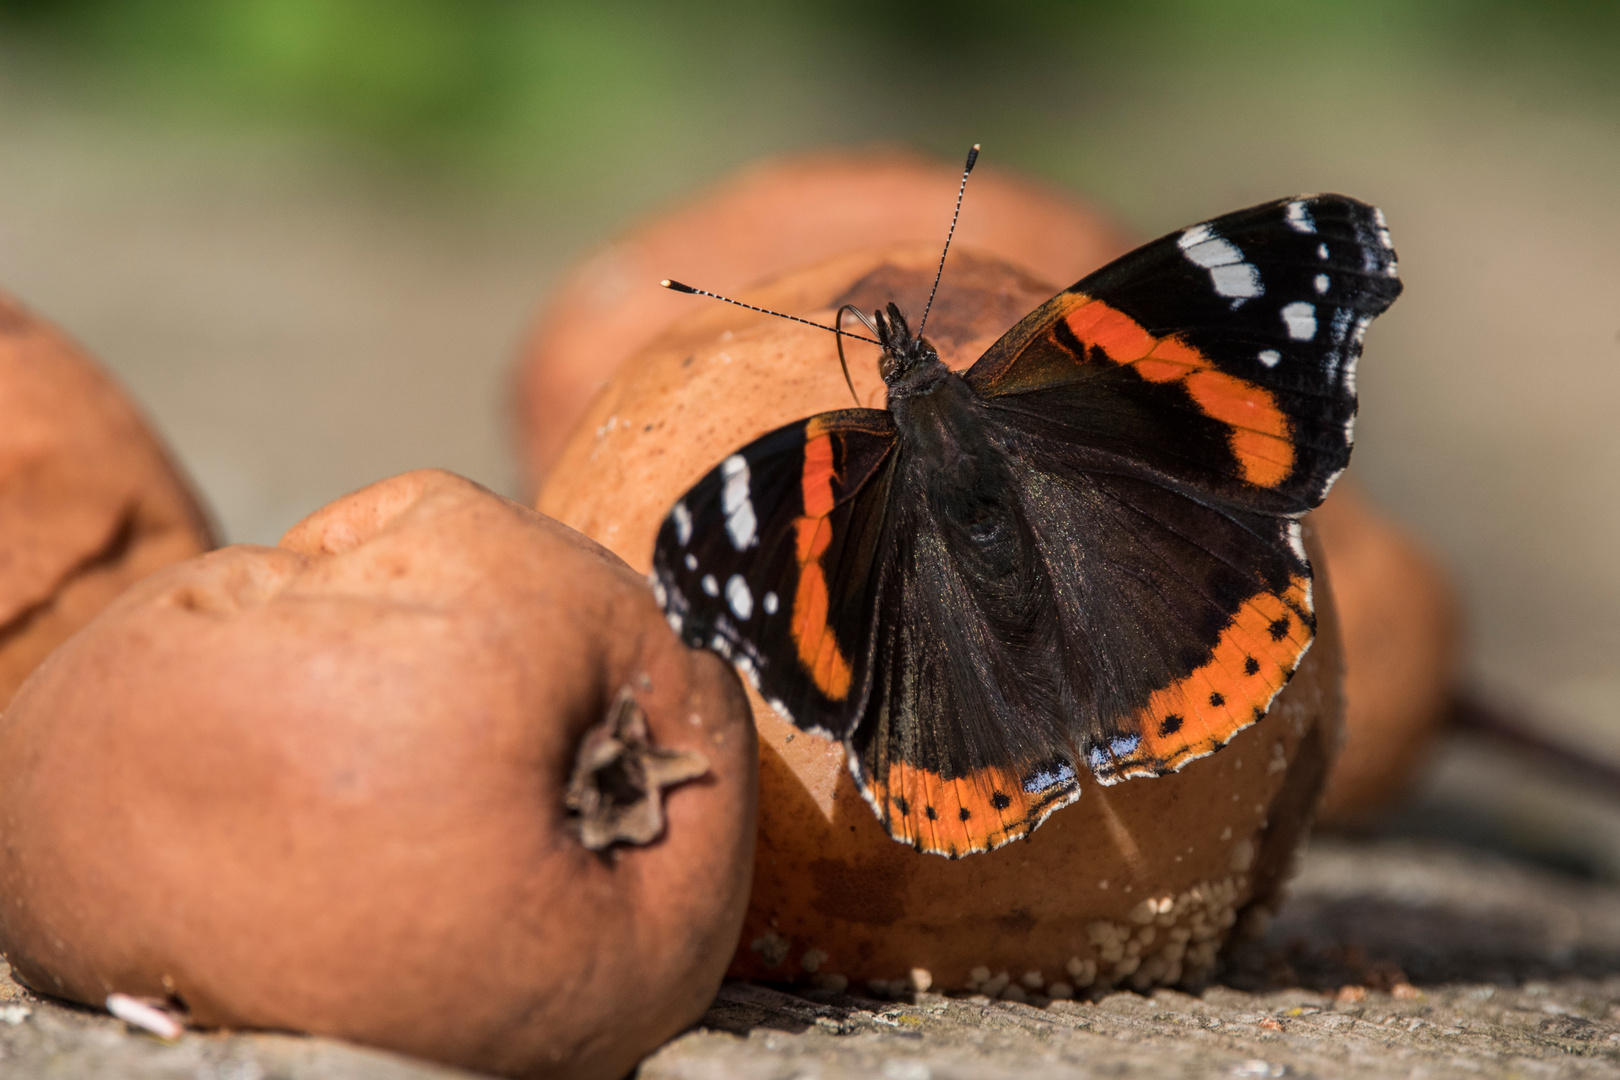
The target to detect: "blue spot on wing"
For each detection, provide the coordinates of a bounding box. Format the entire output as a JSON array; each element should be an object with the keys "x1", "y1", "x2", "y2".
[{"x1": 1022, "y1": 761, "x2": 1077, "y2": 793}]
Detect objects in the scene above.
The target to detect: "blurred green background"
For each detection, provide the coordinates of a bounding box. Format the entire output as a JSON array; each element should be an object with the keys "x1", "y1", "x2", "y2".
[{"x1": 1, "y1": 1, "x2": 1617, "y2": 864}]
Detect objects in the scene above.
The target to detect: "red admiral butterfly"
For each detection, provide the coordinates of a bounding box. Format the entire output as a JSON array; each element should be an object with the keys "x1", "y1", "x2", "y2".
[{"x1": 650, "y1": 150, "x2": 1400, "y2": 857}]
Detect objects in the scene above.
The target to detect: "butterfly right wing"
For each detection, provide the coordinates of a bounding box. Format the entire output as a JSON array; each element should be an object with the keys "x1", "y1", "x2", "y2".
[{"x1": 651, "y1": 409, "x2": 897, "y2": 740}]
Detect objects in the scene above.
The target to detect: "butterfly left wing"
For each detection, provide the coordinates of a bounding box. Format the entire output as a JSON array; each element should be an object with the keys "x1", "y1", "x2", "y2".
[{"x1": 650, "y1": 409, "x2": 898, "y2": 740}]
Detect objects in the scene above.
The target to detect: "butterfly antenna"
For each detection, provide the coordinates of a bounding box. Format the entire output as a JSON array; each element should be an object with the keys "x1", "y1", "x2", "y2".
[
  {"x1": 915, "y1": 143, "x2": 979, "y2": 338},
  {"x1": 659, "y1": 280, "x2": 881, "y2": 346},
  {"x1": 661, "y1": 279, "x2": 880, "y2": 407}
]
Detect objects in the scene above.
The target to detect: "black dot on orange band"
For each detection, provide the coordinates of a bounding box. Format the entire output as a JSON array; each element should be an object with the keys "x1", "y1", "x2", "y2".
[
  {"x1": 1160, "y1": 713, "x2": 1184, "y2": 736},
  {"x1": 991, "y1": 791, "x2": 1011, "y2": 811},
  {"x1": 959, "y1": 807, "x2": 972, "y2": 821},
  {"x1": 1208, "y1": 692, "x2": 1225, "y2": 707},
  {"x1": 1268, "y1": 616, "x2": 1290, "y2": 641},
  {"x1": 925, "y1": 805, "x2": 938, "y2": 820},
  {"x1": 1252, "y1": 706, "x2": 1266, "y2": 721},
  {"x1": 894, "y1": 796, "x2": 909, "y2": 816},
  {"x1": 1244, "y1": 656, "x2": 1260, "y2": 675}
]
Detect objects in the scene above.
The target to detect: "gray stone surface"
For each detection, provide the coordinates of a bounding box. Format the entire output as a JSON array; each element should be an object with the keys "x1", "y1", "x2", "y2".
[
  {"x1": 3, "y1": 835, "x2": 1617, "y2": 1078},
  {"x1": 644, "y1": 839, "x2": 1620, "y2": 1079}
]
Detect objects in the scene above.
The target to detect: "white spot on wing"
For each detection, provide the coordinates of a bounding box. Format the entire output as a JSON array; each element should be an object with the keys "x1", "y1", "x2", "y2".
[
  {"x1": 684, "y1": 553, "x2": 698, "y2": 571},
  {"x1": 725, "y1": 575, "x2": 753, "y2": 620},
  {"x1": 1258, "y1": 349, "x2": 1281, "y2": 368},
  {"x1": 1281, "y1": 301, "x2": 1317, "y2": 341},
  {"x1": 1352, "y1": 314, "x2": 1372, "y2": 346},
  {"x1": 1178, "y1": 223, "x2": 1213, "y2": 247},
  {"x1": 1288, "y1": 520, "x2": 1308, "y2": 563},
  {"x1": 701, "y1": 574, "x2": 719, "y2": 597},
  {"x1": 671, "y1": 501, "x2": 693, "y2": 546},
  {"x1": 1317, "y1": 243, "x2": 1329, "y2": 260},
  {"x1": 1177, "y1": 226, "x2": 1262, "y2": 301},
  {"x1": 719, "y1": 455, "x2": 756, "y2": 550},
  {"x1": 1373, "y1": 206, "x2": 1395, "y2": 251},
  {"x1": 1314, "y1": 273, "x2": 1330, "y2": 294},
  {"x1": 667, "y1": 612, "x2": 683, "y2": 634},
  {"x1": 1210, "y1": 263, "x2": 1263, "y2": 301},
  {"x1": 763, "y1": 591, "x2": 779, "y2": 615},
  {"x1": 1285, "y1": 200, "x2": 1315, "y2": 233}
]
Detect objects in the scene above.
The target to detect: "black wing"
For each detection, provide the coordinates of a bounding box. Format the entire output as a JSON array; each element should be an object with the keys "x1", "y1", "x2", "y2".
[
  {"x1": 967, "y1": 194, "x2": 1401, "y2": 515},
  {"x1": 650, "y1": 409, "x2": 897, "y2": 740}
]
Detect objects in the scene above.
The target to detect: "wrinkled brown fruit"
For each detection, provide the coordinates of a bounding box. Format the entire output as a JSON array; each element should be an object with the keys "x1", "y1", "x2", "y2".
[
  {"x1": 1311, "y1": 482, "x2": 1460, "y2": 823},
  {"x1": 513, "y1": 146, "x2": 1134, "y2": 488},
  {"x1": 540, "y1": 246, "x2": 1346, "y2": 992},
  {"x1": 0, "y1": 289, "x2": 214, "y2": 707},
  {"x1": 0, "y1": 470, "x2": 756, "y2": 1080}
]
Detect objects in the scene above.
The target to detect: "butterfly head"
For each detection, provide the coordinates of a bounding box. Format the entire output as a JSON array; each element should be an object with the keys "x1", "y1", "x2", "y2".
[{"x1": 873, "y1": 302, "x2": 946, "y2": 398}]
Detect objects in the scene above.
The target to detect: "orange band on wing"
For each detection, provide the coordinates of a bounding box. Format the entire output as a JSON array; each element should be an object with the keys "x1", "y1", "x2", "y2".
[
  {"x1": 790, "y1": 428, "x2": 853, "y2": 700},
  {"x1": 1063, "y1": 298, "x2": 1293, "y2": 488},
  {"x1": 800, "y1": 430, "x2": 837, "y2": 518},
  {"x1": 1109, "y1": 574, "x2": 1313, "y2": 778},
  {"x1": 865, "y1": 760, "x2": 1079, "y2": 857}
]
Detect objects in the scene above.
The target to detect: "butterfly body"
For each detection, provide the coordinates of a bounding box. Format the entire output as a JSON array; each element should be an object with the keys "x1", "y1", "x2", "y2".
[{"x1": 651, "y1": 194, "x2": 1401, "y2": 857}]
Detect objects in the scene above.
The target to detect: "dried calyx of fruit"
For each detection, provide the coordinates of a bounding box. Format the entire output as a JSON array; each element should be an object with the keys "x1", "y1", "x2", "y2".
[{"x1": 567, "y1": 687, "x2": 710, "y2": 850}]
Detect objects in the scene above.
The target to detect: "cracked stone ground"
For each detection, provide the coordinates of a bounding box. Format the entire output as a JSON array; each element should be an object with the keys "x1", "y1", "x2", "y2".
[{"x1": 3, "y1": 838, "x2": 1618, "y2": 1079}]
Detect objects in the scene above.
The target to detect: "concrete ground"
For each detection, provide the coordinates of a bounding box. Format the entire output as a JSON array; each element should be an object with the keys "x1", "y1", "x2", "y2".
[{"x1": 2, "y1": 839, "x2": 1617, "y2": 1078}]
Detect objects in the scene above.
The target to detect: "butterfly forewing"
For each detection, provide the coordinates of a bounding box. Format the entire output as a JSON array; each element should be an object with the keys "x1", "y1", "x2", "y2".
[
  {"x1": 651, "y1": 409, "x2": 897, "y2": 739},
  {"x1": 968, "y1": 194, "x2": 1400, "y2": 515}
]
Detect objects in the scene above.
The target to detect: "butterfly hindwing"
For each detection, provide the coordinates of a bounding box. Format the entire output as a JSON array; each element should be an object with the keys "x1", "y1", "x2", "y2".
[
  {"x1": 651, "y1": 409, "x2": 897, "y2": 740},
  {"x1": 992, "y1": 425, "x2": 1313, "y2": 783}
]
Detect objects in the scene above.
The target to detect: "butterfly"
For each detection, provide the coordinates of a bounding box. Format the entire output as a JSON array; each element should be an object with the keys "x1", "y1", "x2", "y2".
[{"x1": 649, "y1": 167, "x2": 1401, "y2": 858}]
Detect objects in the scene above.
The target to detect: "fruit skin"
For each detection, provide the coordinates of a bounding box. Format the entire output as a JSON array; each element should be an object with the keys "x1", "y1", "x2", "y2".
[
  {"x1": 0, "y1": 470, "x2": 756, "y2": 1080},
  {"x1": 0, "y1": 289, "x2": 214, "y2": 708},
  {"x1": 538, "y1": 246, "x2": 1346, "y2": 992},
  {"x1": 512, "y1": 147, "x2": 1133, "y2": 490},
  {"x1": 1311, "y1": 481, "x2": 1460, "y2": 824}
]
